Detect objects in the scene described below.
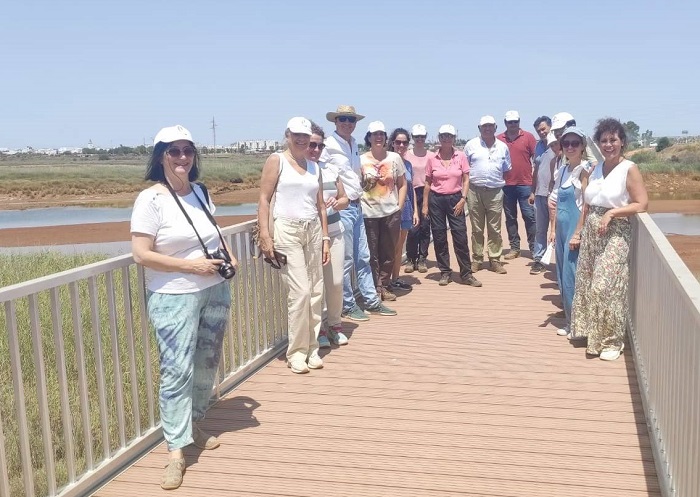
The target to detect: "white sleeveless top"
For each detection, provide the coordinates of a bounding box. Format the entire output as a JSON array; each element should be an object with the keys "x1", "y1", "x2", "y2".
[
  {"x1": 273, "y1": 152, "x2": 320, "y2": 221},
  {"x1": 584, "y1": 159, "x2": 634, "y2": 209}
]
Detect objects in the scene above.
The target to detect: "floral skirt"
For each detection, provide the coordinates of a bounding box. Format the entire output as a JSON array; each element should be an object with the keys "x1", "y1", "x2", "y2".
[{"x1": 570, "y1": 206, "x2": 631, "y2": 354}]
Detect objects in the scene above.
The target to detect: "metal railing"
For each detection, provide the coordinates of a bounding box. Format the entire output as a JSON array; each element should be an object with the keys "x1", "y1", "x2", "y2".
[
  {"x1": 0, "y1": 220, "x2": 288, "y2": 497},
  {"x1": 629, "y1": 213, "x2": 700, "y2": 497}
]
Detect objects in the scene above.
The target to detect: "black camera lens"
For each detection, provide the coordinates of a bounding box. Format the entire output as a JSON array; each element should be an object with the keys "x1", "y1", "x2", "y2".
[{"x1": 218, "y1": 262, "x2": 236, "y2": 279}]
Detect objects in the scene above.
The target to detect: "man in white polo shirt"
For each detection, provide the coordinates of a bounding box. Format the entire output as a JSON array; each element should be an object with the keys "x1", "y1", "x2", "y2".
[
  {"x1": 320, "y1": 105, "x2": 396, "y2": 320},
  {"x1": 464, "y1": 115, "x2": 511, "y2": 274}
]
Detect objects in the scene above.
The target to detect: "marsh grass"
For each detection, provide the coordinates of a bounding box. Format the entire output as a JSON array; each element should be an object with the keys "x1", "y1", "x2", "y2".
[
  {"x1": 0, "y1": 249, "x2": 281, "y2": 497},
  {"x1": 0, "y1": 154, "x2": 266, "y2": 198}
]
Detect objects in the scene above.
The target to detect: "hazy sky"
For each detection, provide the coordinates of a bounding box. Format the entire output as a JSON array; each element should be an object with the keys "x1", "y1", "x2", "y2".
[{"x1": 2, "y1": 0, "x2": 699, "y2": 149}]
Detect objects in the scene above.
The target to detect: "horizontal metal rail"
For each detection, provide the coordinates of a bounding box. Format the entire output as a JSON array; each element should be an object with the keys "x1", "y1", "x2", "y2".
[{"x1": 0, "y1": 220, "x2": 287, "y2": 497}]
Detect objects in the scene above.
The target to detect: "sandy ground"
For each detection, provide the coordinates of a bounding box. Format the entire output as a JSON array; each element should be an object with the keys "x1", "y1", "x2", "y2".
[{"x1": 1, "y1": 192, "x2": 698, "y2": 275}]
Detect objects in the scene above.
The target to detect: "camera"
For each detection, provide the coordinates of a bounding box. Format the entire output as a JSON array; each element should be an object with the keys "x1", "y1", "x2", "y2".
[{"x1": 208, "y1": 248, "x2": 236, "y2": 279}]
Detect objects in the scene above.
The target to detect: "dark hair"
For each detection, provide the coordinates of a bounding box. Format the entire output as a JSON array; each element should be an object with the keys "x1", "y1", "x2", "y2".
[
  {"x1": 387, "y1": 128, "x2": 410, "y2": 152},
  {"x1": 145, "y1": 141, "x2": 200, "y2": 182},
  {"x1": 364, "y1": 131, "x2": 388, "y2": 148},
  {"x1": 593, "y1": 117, "x2": 627, "y2": 150},
  {"x1": 310, "y1": 120, "x2": 325, "y2": 140},
  {"x1": 533, "y1": 116, "x2": 551, "y2": 128}
]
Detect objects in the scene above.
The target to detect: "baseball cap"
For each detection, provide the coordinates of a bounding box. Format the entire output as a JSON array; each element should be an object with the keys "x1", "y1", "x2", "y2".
[
  {"x1": 153, "y1": 125, "x2": 193, "y2": 145},
  {"x1": 368, "y1": 121, "x2": 386, "y2": 133},
  {"x1": 438, "y1": 124, "x2": 456, "y2": 135},
  {"x1": 551, "y1": 112, "x2": 575, "y2": 130},
  {"x1": 546, "y1": 131, "x2": 558, "y2": 146},
  {"x1": 479, "y1": 115, "x2": 496, "y2": 126},
  {"x1": 561, "y1": 126, "x2": 586, "y2": 140},
  {"x1": 286, "y1": 117, "x2": 312, "y2": 135},
  {"x1": 411, "y1": 124, "x2": 427, "y2": 136},
  {"x1": 504, "y1": 110, "x2": 520, "y2": 121}
]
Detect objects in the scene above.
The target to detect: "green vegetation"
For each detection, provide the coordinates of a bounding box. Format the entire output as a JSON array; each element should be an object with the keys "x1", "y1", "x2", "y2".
[
  {"x1": 632, "y1": 142, "x2": 700, "y2": 174},
  {"x1": 0, "y1": 154, "x2": 266, "y2": 198},
  {"x1": 656, "y1": 137, "x2": 672, "y2": 152}
]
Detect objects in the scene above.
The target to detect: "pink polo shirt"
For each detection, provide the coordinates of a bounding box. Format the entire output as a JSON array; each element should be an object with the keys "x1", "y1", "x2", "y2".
[
  {"x1": 404, "y1": 149, "x2": 435, "y2": 189},
  {"x1": 425, "y1": 149, "x2": 470, "y2": 195},
  {"x1": 497, "y1": 130, "x2": 537, "y2": 186}
]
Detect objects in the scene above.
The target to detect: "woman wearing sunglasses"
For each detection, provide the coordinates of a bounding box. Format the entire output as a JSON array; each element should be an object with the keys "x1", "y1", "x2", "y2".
[
  {"x1": 388, "y1": 127, "x2": 419, "y2": 291},
  {"x1": 404, "y1": 124, "x2": 434, "y2": 274},
  {"x1": 305, "y1": 121, "x2": 350, "y2": 349},
  {"x1": 547, "y1": 127, "x2": 590, "y2": 339},
  {"x1": 258, "y1": 117, "x2": 331, "y2": 374},
  {"x1": 570, "y1": 118, "x2": 648, "y2": 361},
  {"x1": 360, "y1": 121, "x2": 407, "y2": 302},
  {"x1": 131, "y1": 125, "x2": 238, "y2": 490}
]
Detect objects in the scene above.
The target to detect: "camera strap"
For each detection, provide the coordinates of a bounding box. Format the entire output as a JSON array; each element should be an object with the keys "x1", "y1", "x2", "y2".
[{"x1": 163, "y1": 182, "x2": 228, "y2": 256}]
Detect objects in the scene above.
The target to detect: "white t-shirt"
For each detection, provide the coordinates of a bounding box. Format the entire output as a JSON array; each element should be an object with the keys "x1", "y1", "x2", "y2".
[
  {"x1": 131, "y1": 184, "x2": 224, "y2": 294},
  {"x1": 360, "y1": 151, "x2": 406, "y2": 218}
]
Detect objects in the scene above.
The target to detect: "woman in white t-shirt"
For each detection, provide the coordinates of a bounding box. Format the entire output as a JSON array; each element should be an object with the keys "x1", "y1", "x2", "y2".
[
  {"x1": 130, "y1": 125, "x2": 238, "y2": 490},
  {"x1": 305, "y1": 122, "x2": 350, "y2": 349},
  {"x1": 569, "y1": 118, "x2": 648, "y2": 361},
  {"x1": 360, "y1": 121, "x2": 407, "y2": 302},
  {"x1": 258, "y1": 117, "x2": 330, "y2": 374}
]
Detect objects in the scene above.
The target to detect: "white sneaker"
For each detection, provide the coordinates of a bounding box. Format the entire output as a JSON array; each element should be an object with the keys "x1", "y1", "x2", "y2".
[
  {"x1": 557, "y1": 326, "x2": 570, "y2": 336},
  {"x1": 307, "y1": 354, "x2": 324, "y2": 369},
  {"x1": 600, "y1": 345, "x2": 624, "y2": 361},
  {"x1": 287, "y1": 359, "x2": 309, "y2": 374}
]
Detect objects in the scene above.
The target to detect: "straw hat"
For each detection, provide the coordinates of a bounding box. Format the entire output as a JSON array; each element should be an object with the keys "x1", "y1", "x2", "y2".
[{"x1": 326, "y1": 105, "x2": 365, "y2": 123}]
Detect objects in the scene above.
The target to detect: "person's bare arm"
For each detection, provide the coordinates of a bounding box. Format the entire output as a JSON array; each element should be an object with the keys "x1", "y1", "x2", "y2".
[{"x1": 257, "y1": 154, "x2": 281, "y2": 259}]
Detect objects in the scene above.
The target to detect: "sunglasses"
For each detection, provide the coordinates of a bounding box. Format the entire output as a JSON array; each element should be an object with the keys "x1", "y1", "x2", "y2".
[
  {"x1": 438, "y1": 134, "x2": 454, "y2": 140},
  {"x1": 308, "y1": 142, "x2": 326, "y2": 150},
  {"x1": 264, "y1": 250, "x2": 287, "y2": 269},
  {"x1": 336, "y1": 116, "x2": 357, "y2": 123},
  {"x1": 412, "y1": 135, "x2": 426, "y2": 140},
  {"x1": 561, "y1": 140, "x2": 582, "y2": 149},
  {"x1": 505, "y1": 120, "x2": 520, "y2": 125},
  {"x1": 393, "y1": 140, "x2": 409, "y2": 146},
  {"x1": 166, "y1": 146, "x2": 196, "y2": 158}
]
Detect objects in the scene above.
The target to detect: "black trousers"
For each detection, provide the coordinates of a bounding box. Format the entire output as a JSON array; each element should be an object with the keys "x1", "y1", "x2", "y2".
[
  {"x1": 428, "y1": 191, "x2": 472, "y2": 278},
  {"x1": 406, "y1": 186, "x2": 431, "y2": 262}
]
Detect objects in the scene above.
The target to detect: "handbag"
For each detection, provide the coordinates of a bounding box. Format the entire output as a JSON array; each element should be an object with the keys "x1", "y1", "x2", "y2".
[{"x1": 252, "y1": 155, "x2": 283, "y2": 262}]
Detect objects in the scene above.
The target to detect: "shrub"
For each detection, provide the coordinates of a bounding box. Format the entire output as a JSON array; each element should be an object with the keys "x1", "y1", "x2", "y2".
[
  {"x1": 656, "y1": 137, "x2": 671, "y2": 152},
  {"x1": 633, "y1": 150, "x2": 656, "y2": 163}
]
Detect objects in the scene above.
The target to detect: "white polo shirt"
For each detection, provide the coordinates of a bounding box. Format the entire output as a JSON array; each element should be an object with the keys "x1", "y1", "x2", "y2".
[
  {"x1": 464, "y1": 137, "x2": 511, "y2": 188},
  {"x1": 320, "y1": 131, "x2": 363, "y2": 201}
]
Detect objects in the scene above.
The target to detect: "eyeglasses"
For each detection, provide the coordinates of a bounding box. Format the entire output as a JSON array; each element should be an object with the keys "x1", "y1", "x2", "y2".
[
  {"x1": 166, "y1": 146, "x2": 196, "y2": 158},
  {"x1": 561, "y1": 140, "x2": 582, "y2": 149},
  {"x1": 336, "y1": 116, "x2": 357, "y2": 123},
  {"x1": 412, "y1": 135, "x2": 426, "y2": 140},
  {"x1": 308, "y1": 142, "x2": 326, "y2": 150},
  {"x1": 505, "y1": 120, "x2": 520, "y2": 125},
  {"x1": 393, "y1": 140, "x2": 409, "y2": 146},
  {"x1": 438, "y1": 134, "x2": 454, "y2": 140}
]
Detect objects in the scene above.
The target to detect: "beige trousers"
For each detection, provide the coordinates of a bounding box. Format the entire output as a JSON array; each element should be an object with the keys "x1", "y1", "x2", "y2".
[
  {"x1": 274, "y1": 217, "x2": 324, "y2": 362},
  {"x1": 467, "y1": 185, "x2": 504, "y2": 262},
  {"x1": 323, "y1": 233, "x2": 345, "y2": 328}
]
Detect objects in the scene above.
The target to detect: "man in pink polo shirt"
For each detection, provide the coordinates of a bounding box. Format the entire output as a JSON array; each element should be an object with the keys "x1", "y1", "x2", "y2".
[{"x1": 497, "y1": 110, "x2": 537, "y2": 260}]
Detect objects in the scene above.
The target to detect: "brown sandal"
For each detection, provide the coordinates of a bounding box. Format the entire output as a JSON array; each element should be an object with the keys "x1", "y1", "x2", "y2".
[{"x1": 161, "y1": 457, "x2": 185, "y2": 490}]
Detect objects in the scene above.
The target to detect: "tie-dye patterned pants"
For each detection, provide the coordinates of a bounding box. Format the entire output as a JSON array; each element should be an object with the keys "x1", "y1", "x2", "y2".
[{"x1": 147, "y1": 281, "x2": 231, "y2": 451}]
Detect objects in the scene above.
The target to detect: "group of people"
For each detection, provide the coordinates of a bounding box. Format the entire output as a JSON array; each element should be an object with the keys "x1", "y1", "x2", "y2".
[{"x1": 129, "y1": 106, "x2": 648, "y2": 489}]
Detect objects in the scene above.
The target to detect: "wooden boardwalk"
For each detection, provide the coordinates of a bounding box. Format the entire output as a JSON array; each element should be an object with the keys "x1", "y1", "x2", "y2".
[{"x1": 94, "y1": 251, "x2": 659, "y2": 497}]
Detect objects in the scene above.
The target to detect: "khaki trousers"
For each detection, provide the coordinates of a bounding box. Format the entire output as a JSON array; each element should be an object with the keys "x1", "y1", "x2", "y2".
[
  {"x1": 467, "y1": 185, "x2": 504, "y2": 262},
  {"x1": 322, "y1": 233, "x2": 345, "y2": 328},
  {"x1": 274, "y1": 217, "x2": 323, "y2": 362}
]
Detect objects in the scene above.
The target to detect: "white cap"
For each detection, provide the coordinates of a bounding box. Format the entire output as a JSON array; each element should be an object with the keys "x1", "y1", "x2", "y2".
[
  {"x1": 368, "y1": 121, "x2": 386, "y2": 133},
  {"x1": 411, "y1": 124, "x2": 427, "y2": 136},
  {"x1": 504, "y1": 110, "x2": 520, "y2": 121},
  {"x1": 546, "y1": 131, "x2": 558, "y2": 146},
  {"x1": 479, "y1": 115, "x2": 496, "y2": 126},
  {"x1": 286, "y1": 117, "x2": 312, "y2": 135},
  {"x1": 153, "y1": 125, "x2": 193, "y2": 145},
  {"x1": 438, "y1": 124, "x2": 456, "y2": 135},
  {"x1": 551, "y1": 112, "x2": 575, "y2": 130}
]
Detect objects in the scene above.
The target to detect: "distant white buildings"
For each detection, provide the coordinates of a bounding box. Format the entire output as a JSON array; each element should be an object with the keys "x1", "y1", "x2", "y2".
[{"x1": 231, "y1": 139, "x2": 280, "y2": 153}]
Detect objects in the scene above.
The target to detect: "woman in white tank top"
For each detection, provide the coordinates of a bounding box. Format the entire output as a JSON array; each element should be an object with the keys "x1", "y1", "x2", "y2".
[
  {"x1": 258, "y1": 117, "x2": 331, "y2": 374},
  {"x1": 568, "y1": 118, "x2": 648, "y2": 361}
]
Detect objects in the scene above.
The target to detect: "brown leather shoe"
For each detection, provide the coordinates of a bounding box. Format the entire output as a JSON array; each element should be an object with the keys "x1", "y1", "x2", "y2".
[
  {"x1": 504, "y1": 250, "x2": 520, "y2": 260},
  {"x1": 471, "y1": 261, "x2": 482, "y2": 273},
  {"x1": 489, "y1": 260, "x2": 507, "y2": 274},
  {"x1": 380, "y1": 287, "x2": 397, "y2": 301}
]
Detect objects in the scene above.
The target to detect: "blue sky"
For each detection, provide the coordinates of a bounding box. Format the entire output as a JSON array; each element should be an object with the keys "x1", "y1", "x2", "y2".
[{"x1": 2, "y1": 0, "x2": 699, "y2": 149}]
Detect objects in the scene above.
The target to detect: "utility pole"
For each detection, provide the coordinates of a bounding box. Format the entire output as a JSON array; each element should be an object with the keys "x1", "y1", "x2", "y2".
[{"x1": 211, "y1": 117, "x2": 217, "y2": 156}]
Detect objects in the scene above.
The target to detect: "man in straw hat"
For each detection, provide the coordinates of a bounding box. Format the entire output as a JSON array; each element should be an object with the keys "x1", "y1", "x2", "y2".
[{"x1": 320, "y1": 105, "x2": 397, "y2": 320}]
